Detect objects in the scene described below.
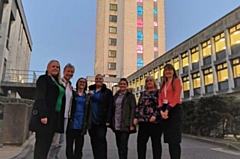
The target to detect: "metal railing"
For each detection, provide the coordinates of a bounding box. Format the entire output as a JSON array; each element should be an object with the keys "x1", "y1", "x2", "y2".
[{"x1": 2, "y1": 69, "x2": 45, "y2": 83}]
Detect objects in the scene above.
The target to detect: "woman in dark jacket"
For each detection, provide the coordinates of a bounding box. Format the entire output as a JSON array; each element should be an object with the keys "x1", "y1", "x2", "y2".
[
  {"x1": 112, "y1": 78, "x2": 136, "y2": 159},
  {"x1": 29, "y1": 60, "x2": 66, "y2": 159},
  {"x1": 66, "y1": 77, "x2": 92, "y2": 159}
]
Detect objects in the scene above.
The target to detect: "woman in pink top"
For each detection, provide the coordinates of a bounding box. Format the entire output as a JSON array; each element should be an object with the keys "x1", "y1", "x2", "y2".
[{"x1": 158, "y1": 64, "x2": 183, "y2": 159}]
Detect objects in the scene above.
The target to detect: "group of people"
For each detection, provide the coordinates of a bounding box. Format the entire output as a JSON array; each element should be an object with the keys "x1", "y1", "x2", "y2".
[{"x1": 29, "y1": 60, "x2": 183, "y2": 159}]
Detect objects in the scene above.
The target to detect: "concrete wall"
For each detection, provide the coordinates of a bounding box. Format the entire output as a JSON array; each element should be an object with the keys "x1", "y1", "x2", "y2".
[
  {"x1": 0, "y1": 0, "x2": 32, "y2": 84},
  {"x1": 2, "y1": 103, "x2": 32, "y2": 145}
]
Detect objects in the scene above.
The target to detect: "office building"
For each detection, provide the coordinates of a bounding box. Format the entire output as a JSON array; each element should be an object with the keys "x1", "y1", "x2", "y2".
[
  {"x1": 127, "y1": 6, "x2": 240, "y2": 101},
  {"x1": 94, "y1": 0, "x2": 165, "y2": 78}
]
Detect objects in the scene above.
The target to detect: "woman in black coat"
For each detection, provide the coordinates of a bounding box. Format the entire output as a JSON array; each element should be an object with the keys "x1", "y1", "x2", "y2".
[
  {"x1": 29, "y1": 60, "x2": 66, "y2": 159},
  {"x1": 112, "y1": 78, "x2": 136, "y2": 159}
]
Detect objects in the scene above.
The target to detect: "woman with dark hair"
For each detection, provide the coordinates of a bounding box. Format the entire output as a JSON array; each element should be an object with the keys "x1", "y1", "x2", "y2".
[
  {"x1": 111, "y1": 78, "x2": 136, "y2": 159},
  {"x1": 29, "y1": 60, "x2": 66, "y2": 159},
  {"x1": 65, "y1": 77, "x2": 92, "y2": 159},
  {"x1": 158, "y1": 64, "x2": 183, "y2": 159},
  {"x1": 134, "y1": 76, "x2": 162, "y2": 159}
]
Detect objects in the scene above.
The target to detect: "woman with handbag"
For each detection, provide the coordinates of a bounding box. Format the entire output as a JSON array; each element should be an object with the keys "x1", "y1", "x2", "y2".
[{"x1": 29, "y1": 60, "x2": 66, "y2": 159}]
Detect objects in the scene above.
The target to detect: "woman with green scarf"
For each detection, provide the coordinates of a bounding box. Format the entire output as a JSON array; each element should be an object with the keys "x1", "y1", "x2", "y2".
[{"x1": 29, "y1": 60, "x2": 66, "y2": 159}]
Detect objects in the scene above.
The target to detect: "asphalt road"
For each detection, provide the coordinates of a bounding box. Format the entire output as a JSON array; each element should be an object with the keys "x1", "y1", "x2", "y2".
[{"x1": 28, "y1": 129, "x2": 240, "y2": 159}]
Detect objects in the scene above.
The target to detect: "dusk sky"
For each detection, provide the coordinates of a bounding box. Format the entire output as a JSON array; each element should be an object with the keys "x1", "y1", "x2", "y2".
[{"x1": 22, "y1": 0, "x2": 240, "y2": 83}]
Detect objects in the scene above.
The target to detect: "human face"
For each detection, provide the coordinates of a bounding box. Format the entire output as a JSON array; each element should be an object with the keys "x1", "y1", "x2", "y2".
[
  {"x1": 48, "y1": 62, "x2": 60, "y2": 76},
  {"x1": 164, "y1": 67, "x2": 174, "y2": 79},
  {"x1": 95, "y1": 75, "x2": 103, "y2": 87},
  {"x1": 64, "y1": 67, "x2": 74, "y2": 81},
  {"x1": 78, "y1": 79, "x2": 86, "y2": 90},
  {"x1": 146, "y1": 78, "x2": 155, "y2": 90},
  {"x1": 119, "y1": 81, "x2": 127, "y2": 92}
]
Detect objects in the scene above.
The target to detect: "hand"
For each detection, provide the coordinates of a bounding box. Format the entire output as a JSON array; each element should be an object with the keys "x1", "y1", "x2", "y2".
[
  {"x1": 164, "y1": 110, "x2": 169, "y2": 117},
  {"x1": 106, "y1": 123, "x2": 110, "y2": 126},
  {"x1": 41, "y1": 118, "x2": 47, "y2": 124},
  {"x1": 149, "y1": 116, "x2": 156, "y2": 123},
  {"x1": 160, "y1": 111, "x2": 168, "y2": 119},
  {"x1": 133, "y1": 118, "x2": 138, "y2": 125},
  {"x1": 130, "y1": 126, "x2": 135, "y2": 131}
]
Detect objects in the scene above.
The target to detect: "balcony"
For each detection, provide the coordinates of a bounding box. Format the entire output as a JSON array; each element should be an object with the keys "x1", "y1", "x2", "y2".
[
  {"x1": 203, "y1": 56, "x2": 212, "y2": 65},
  {"x1": 205, "y1": 84, "x2": 214, "y2": 94},
  {"x1": 231, "y1": 44, "x2": 240, "y2": 55},
  {"x1": 234, "y1": 77, "x2": 240, "y2": 88},
  {"x1": 216, "y1": 50, "x2": 226, "y2": 61},
  {"x1": 218, "y1": 80, "x2": 229, "y2": 91},
  {"x1": 183, "y1": 90, "x2": 190, "y2": 98},
  {"x1": 192, "y1": 62, "x2": 199, "y2": 70},
  {"x1": 193, "y1": 88, "x2": 201, "y2": 96},
  {"x1": 182, "y1": 66, "x2": 188, "y2": 74}
]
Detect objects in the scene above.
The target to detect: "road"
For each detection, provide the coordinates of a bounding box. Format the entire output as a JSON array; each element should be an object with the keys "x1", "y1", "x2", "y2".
[{"x1": 28, "y1": 129, "x2": 240, "y2": 159}]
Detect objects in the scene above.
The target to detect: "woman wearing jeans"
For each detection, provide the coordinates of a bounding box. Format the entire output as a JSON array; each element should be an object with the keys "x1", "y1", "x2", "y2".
[{"x1": 134, "y1": 76, "x2": 162, "y2": 159}]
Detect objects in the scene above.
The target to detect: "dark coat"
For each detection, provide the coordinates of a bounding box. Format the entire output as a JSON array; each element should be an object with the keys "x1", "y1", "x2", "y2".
[
  {"x1": 88, "y1": 84, "x2": 113, "y2": 125},
  {"x1": 66, "y1": 91, "x2": 92, "y2": 135},
  {"x1": 111, "y1": 90, "x2": 136, "y2": 133},
  {"x1": 29, "y1": 74, "x2": 65, "y2": 134}
]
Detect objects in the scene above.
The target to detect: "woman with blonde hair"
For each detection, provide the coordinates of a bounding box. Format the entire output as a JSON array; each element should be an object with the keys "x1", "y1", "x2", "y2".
[
  {"x1": 29, "y1": 60, "x2": 66, "y2": 159},
  {"x1": 158, "y1": 64, "x2": 183, "y2": 159},
  {"x1": 134, "y1": 76, "x2": 163, "y2": 159}
]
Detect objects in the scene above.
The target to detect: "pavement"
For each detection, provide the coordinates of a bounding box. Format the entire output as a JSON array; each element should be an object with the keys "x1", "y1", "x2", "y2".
[{"x1": 1, "y1": 132, "x2": 240, "y2": 159}]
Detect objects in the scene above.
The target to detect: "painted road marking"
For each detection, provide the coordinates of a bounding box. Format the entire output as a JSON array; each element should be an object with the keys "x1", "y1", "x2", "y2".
[{"x1": 211, "y1": 148, "x2": 240, "y2": 156}]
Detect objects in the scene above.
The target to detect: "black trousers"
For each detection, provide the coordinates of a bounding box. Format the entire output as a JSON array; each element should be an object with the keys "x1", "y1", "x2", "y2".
[
  {"x1": 89, "y1": 124, "x2": 107, "y2": 159},
  {"x1": 137, "y1": 122, "x2": 163, "y2": 159},
  {"x1": 163, "y1": 104, "x2": 183, "y2": 159},
  {"x1": 34, "y1": 131, "x2": 55, "y2": 159},
  {"x1": 115, "y1": 131, "x2": 130, "y2": 159},
  {"x1": 66, "y1": 129, "x2": 84, "y2": 159}
]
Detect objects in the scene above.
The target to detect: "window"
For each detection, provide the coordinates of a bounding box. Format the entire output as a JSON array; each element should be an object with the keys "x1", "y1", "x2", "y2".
[
  {"x1": 215, "y1": 33, "x2": 226, "y2": 52},
  {"x1": 109, "y1": 38, "x2": 117, "y2": 46},
  {"x1": 153, "y1": 9, "x2": 157, "y2": 14},
  {"x1": 154, "y1": 21, "x2": 158, "y2": 26},
  {"x1": 154, "y1": 34, "x2": 158, "y2": 40},
  {"x1": 191, "y1": 46, "x2": 199, "y2": 63},
  {"x1": 217, "y1": 63, "x2": 228, "y2": 82},
  {"x1": 137, "y1": 31, "x2": 143, "y2": 40},
  {"x1": 137, "y1": 6, "x2": 143, "y2": 15},
  {"x1": 154, "y1": 68, "x2": 158, "y2": 79},
  {"x1": 109, "y1": 15, "x2": 117, "y2": 22},
  {"x1": 233, "y1": 58, "x2": 240, "y2": 78},
  {"x1": 159, "y1": 65, "x2": 164, "y2": 77},
  {"x1": 137, "y1": 58, "x2": 143, "y2": 67},
  {"x1": 182, "y1": 76, "x2": 190, "y2": 91},
  {"x1": 137, "y1": 19, "x2": 143, "y2": 27},
  {"x1": 204, "y1": 68, "x2": 213, "y2": 85},
  {"x1": 110, "y1": 4, "x2": 117, "y2": 11},
  {"x1": 202, "y1": 40, "x2": 211, "y2": 57},
  {"x1": 137, "y1": 45, "x2": 143, "y2": 54},
  {"x1": 108, "y1": 62, "x2": 116, "y2": 70},
  {"x1": 109, "y1": 27, "x2": 117, "y2": 34},
  {"x1": 108, "y1": 50, "x2": 116, "y2": 57},
  {"x1": 182, "y1": 52, "x2": 189, "y2": 67},
  {"x1": 229, "y1": 24, "x2": 240, "y2": 46},
  {"x1": 192, "y1": 73, "x2": 200, "y2": 88},
  {"x1": 173, "y1": 57, "x2": 179, "y2": 70}
]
